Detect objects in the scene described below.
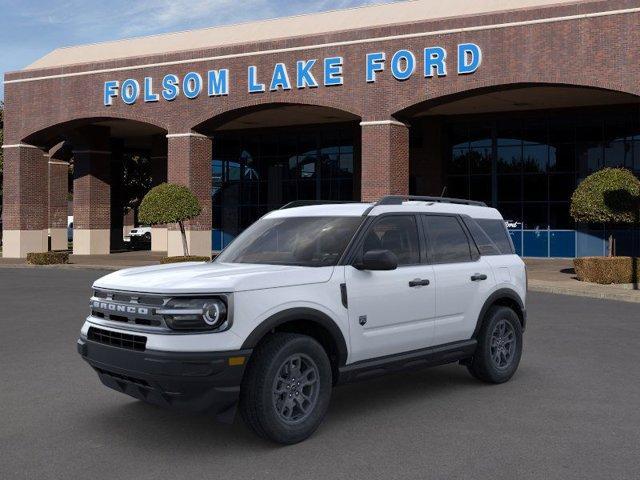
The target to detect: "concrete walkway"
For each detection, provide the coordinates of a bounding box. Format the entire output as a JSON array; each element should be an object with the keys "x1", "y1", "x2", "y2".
[
  {"x1": 525, "y1": 258, "x2": 640, "y2": 303},
  {"x1": 1, "y1": 251, "x2": 639, "y2": 303}
]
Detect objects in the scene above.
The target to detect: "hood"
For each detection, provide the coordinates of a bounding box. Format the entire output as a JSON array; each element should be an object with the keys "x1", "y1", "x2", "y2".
[{"x1": 93, "y1": 262, "x2": 335, "y2": 294}]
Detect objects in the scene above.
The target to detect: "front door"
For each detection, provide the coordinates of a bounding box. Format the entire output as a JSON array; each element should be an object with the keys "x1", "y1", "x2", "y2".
[{"x1": 345, "y1": 214, "x2": 436, "y2": 363}]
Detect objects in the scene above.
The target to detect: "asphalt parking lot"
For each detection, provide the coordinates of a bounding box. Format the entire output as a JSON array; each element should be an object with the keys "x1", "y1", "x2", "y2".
[{"x1": 1, "y1": 268, "x2": 639, "y2": 480}]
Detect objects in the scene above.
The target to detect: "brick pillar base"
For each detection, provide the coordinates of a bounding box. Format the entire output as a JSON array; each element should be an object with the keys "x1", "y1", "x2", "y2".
[
  {"x1": 71, "y1": 126, "x2": 111, "y2": 255},
  {"x1": 151, "y1": 227, "x2": 168, "y2": 252},
  {"x1": 73, "y1": 150, "x2": 111, "y2": 255},
  {"x1": 166, "y1": 133, "x2": 212, "y2": 257},
  {"x1": 2, "y1": 144, "x2": 49, "y2": 258},
  {"x1": 48, "y1": 149, "x2": 69, "y2": 251},
  {"x1": 360, "y1": 120, "x2": 410, "y2": 202}
]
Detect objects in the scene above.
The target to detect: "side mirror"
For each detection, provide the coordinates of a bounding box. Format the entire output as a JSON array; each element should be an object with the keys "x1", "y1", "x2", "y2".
[{"x1": 356, "y1": 249, "x2": 398, "y2": 271}]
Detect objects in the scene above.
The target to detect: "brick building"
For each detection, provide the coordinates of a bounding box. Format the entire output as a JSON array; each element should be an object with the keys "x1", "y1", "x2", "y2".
[{"x1": 3, "y1": 0, "x2": 640, "y2": 258}]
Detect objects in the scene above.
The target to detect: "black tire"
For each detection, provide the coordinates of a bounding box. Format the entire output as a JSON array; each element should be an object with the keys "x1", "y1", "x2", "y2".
[
  {"x1": 467, "y1": 306, "x2": 523, "y2": 384},
  {"x1": 239, "y1": 333, "x2": 332, "y2": 444}
]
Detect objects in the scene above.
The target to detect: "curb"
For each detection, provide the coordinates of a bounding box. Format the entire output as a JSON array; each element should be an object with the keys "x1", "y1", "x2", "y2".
[{"x1": 528, "y1": 280, "x2": 640, "y2": 304}]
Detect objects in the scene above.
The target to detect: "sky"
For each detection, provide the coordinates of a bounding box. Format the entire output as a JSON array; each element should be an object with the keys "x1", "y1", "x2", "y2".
[{"x1": 0, "y1": 0, "x2": 398, "y2": 100}]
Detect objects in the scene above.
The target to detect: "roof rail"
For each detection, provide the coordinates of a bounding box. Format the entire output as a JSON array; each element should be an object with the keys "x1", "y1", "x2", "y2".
[
  {"x1": 279, "y1": 200, "x2": 360, "y2": 210},
  {"x1": 375, "y1": 195, "x2": 487, "y2": 207}
]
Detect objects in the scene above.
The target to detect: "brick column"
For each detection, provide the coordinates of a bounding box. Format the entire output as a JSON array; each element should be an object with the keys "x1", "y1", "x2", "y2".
[
  {"x1": 360, "y1": 120, "x2": 410, "y2": 202},
  {"x1": 72, "y1": 126, "x2": 112, "y2": 255},
  {"x1": 150, "y1": 134, "x2": 168, "y2": 252},
  {"x1": 48, "y1": 144, "x2": 69, "y2": 251},
  {"x1": 1, "y1": 144, "x2": 49, "y2": 258},
  {"x1": 166, "y1": 132, "x2": 212, "y2": 257}
]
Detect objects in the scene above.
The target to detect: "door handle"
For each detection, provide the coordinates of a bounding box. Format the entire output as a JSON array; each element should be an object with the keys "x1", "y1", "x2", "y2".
[
  {"x1": 471, "y1": 273, "x2": 488, "y2": 281},
  {"x1": 409, "y1": 278, "x2": 430, "y2": 287}
]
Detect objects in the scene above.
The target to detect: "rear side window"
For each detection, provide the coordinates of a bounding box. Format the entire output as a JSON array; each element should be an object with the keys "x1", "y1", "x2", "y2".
[
  {"x1": 476, "y1": 219, "x2": 515, "y2": 254},
  {"x1": 462, "y1": 217, "x2": 501, "y2": 256},
  {"x1": 423, "y1": 215, "x2": 472, "y2": 264}
]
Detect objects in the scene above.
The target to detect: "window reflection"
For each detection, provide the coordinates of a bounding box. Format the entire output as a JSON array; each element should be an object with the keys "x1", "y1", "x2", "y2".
[
  {"x1": 211, "y1": 125, "x2": 358, "y2": 248},
  {"x1": 445, "y1": 107, "x2": 640, "y2": 230}
]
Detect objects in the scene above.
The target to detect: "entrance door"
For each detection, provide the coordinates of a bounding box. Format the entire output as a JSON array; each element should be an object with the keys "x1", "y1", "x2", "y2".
[{"x1": 345, "y1": 215, "x2": 436, "y2": 363}]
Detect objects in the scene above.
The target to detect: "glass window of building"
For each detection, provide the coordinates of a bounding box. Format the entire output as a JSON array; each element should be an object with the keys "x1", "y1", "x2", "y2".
[{"x1": 211, "y1": 124, "x2": 358, "y2": 250}]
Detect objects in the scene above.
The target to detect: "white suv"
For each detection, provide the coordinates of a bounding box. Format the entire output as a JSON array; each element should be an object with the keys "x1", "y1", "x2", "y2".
[{"x1": 78, "y1": 196, "x2": 527, "y2": 444}]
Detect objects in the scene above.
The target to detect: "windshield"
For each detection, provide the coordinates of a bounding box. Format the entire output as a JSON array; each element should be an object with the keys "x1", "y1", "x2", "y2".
[{"x1": 216, "y1": 216, "x2": 363, "y2": 267}]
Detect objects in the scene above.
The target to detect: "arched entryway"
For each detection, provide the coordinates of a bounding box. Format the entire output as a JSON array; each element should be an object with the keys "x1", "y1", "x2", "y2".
[
  {"x1": 194, "y1": 103, "x2": 361, "y2": 250},
  {"x1": 3, "y1": 117, "x2": 167, "y2": 257},
  {"x1": 396, "y1": 84, "x2": 640, "y2": 257}
]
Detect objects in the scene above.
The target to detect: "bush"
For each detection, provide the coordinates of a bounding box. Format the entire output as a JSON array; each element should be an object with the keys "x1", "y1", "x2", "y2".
[
  {"x1": 160, "y1": 255, "x2": 210, "y2": 264},
  {"x1": 570, "y1": 168, "x2": 640, "y2": 224},
  {"x1": 27, "y1": 251, "x2": 69, "y2": 265},
  {"x1": 573, "y1": 256, "x2": 640, "y2": 284},
  {"x1": 570, "y1": 168, "x2": 640, "y2": 256}
]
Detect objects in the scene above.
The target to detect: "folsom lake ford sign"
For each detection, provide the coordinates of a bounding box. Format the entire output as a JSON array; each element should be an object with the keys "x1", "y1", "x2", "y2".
[{"x1": 103, "y1": 43, "x2": 482, "y2": 106}]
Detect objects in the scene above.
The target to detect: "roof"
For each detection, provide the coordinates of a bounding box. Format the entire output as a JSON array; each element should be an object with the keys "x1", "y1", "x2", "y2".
[
  {"x1": 266, "y1": 201, "x2": 503, "y2": 219},
  {"x1": 26, "y1": 0, "x2": 585, "y2": 70}
]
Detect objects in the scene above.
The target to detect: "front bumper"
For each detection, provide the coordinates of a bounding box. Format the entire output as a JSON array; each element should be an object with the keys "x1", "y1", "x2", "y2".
[{"x1": 77, "y1": 337, "x2": 251, "y2": 423}]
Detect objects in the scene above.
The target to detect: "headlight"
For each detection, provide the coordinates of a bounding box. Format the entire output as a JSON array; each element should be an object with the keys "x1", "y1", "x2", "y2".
[{"x1": 157, "y1": 297, "x2": 229, "y2": 331}]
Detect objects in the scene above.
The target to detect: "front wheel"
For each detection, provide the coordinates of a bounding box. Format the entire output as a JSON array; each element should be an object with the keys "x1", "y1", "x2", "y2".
[
  {"x1": 467, "y1": 306, "x2": 523, "y2": 384},
  {"x1": 239, "y1": 333, "x2": 332, "y2": 444}
]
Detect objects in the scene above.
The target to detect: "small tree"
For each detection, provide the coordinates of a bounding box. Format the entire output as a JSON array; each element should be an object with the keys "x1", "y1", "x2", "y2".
[
  {"x1": 139, "y1": 183, "x2": 202, "y2": 256},
  {"x1": 570, "y1": 168, "x2": 640, "y2": 256}
]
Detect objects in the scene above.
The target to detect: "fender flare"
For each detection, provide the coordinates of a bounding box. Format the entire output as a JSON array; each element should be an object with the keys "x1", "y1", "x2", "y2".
[
  {"x1": 241, "y1": 307, "x2": 349, "y2": 366},
  {"x1": 472, "y1": 288, "x2": 526, "y2": 338}
]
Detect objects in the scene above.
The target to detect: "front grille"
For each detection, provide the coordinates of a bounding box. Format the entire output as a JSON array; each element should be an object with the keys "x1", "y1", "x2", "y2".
[
  {"x1": 90, "y1": 289, "x2": 168, "y2": 330},
  {"x1": 88, "y1": 326, "x2": 147, "y2": 351}
]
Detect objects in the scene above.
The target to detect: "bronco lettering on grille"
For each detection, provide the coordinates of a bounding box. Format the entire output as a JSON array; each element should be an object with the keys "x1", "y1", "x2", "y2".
[{"x1": 92, "y1": 301, "x2": 149, "y2": 315}]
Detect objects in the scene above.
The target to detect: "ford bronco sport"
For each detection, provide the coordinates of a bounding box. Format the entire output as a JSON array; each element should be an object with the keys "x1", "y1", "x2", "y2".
[{"x1": 78, "y1": 195, "x2": 527, "y2": 444}]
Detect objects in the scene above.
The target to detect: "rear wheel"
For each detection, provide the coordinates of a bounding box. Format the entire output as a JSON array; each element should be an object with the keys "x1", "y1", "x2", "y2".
[
  {"x1": 240, "y1": 333, "x2": 332, "y2": 444},
  {"x1": 467, "y1": 306, "x2": 522, "y2": 383}
]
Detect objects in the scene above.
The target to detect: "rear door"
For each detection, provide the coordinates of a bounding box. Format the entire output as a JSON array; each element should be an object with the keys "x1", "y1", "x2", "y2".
[
  {"x1": 422, "y1": 215, "x2": 494, "y2": 345},
  {"x1": 345, "y1": 214, "x2": 436, "y2": 363}
]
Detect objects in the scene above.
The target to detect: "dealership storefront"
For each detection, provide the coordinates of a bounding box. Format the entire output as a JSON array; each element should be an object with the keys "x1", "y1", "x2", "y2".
[{"x1": 3, "y1": 0, "x2": 640, "y2": 258}]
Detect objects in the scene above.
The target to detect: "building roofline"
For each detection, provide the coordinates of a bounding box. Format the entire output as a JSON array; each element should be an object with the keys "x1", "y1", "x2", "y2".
[
  {"x1": 4, "y1": 1, "x2": 635, "y2": 85},
  {"x1": 19, "y1": 0, "x2": 594, "y2": 72},
  {"x1": 32, "y1": 0, "x2": 407, "y2": 55}
]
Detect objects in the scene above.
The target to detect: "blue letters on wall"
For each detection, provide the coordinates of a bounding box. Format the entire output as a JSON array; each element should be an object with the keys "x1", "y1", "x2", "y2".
[{"x1": 103, "y1": 44, "x2": 482, "y2": 105}]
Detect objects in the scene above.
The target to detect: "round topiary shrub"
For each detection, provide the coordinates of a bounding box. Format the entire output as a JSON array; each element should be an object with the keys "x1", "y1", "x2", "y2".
[
  {"x1": 139, "y1": 183, "x2": 202, "y2": 256},
  {"x1": 570, "y1": 168, "x2": 640, "y2": 257},
  {"x1": 570, "y1": 168, "x2": 640, "y2": 224}
]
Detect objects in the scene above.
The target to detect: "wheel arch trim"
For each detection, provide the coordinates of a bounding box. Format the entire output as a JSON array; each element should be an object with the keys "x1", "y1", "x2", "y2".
[
  {"x1": 241, "y1": 307, "x2": 349, "y2": 366},
  {"x1": 472, "y1": 288, "x2": 526, "y2": 338}
]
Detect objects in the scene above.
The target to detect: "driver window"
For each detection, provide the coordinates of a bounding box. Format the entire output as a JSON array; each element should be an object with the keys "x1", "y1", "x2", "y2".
[{"x1": 362, "y1": 216, "x2": 420, "y2": 266}]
